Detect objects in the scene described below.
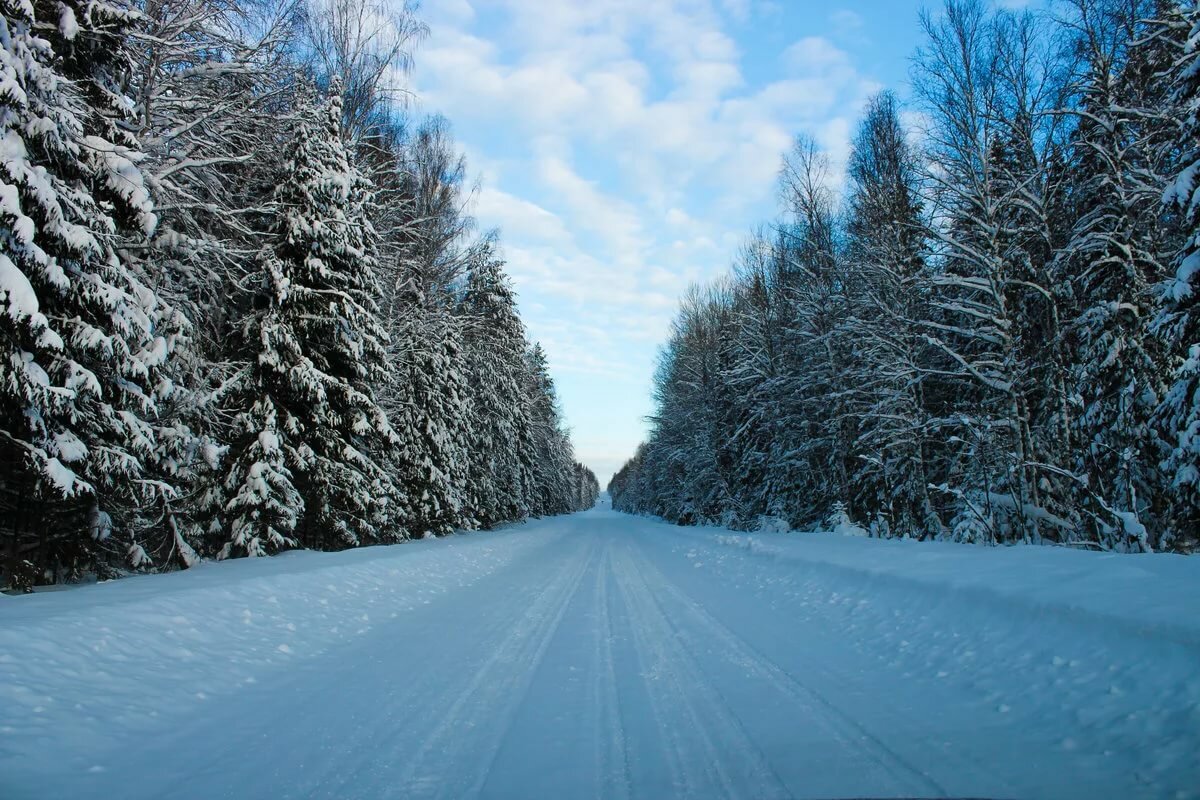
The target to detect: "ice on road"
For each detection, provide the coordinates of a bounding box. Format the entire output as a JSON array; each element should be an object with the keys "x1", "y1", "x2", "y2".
[{"x1": 3, "y1": 507, "x2": 1198, "y2": 799}]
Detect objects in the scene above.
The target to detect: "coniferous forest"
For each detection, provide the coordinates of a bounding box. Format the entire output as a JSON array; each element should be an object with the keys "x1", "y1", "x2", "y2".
[
  {"x1": 0, "y1": 0, "x2": 598, "y2": 590},
  {"x1": 611, "y1": 0, "x2": 1200, "y2": 553}
]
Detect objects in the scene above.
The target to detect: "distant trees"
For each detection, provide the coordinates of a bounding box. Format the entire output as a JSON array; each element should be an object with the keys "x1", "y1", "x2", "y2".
[
  {"x1": 611, "y1": 0, "x2": 1196, "y2": 553},
  {"x1": 0, "y1": 0, "x2": 596, "y2": 590}
]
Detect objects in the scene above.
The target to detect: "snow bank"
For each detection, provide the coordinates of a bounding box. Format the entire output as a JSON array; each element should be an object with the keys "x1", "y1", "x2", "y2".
[
  {"x1": 670, "y1": 525, "x2": 1200, "y2": 797},
  {"x1": 707, "y1": 529, "x2": 1200, "y2": 646},
  {"x1": 0, "y1": 526, "x2": 560, "y2": 769}
]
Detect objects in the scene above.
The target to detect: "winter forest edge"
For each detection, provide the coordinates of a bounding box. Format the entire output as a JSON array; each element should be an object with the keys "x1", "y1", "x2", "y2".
[
  {"x1": 610, "y1": 0, "x2": 1200, "y2": 554},
  {"x1": 0, "y1": 0, "x2": 599, "y2": 591}
]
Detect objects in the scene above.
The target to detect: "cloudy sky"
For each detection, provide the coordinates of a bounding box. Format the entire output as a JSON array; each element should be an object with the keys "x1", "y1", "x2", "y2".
[{"x1": 408, "y1": 0, "x2": 924, "y2": 483}]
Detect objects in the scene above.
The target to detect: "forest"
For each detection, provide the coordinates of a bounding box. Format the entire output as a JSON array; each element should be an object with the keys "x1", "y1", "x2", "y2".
[
  {"x1": 0, "y1": 0, "x2": 598, "y2": 591},
  {"x1": 610, "y1": 0, "x2": 1199, "y2": 553}
]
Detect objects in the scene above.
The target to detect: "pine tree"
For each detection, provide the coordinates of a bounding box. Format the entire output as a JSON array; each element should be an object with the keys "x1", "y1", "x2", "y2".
[
  {"x1": 211, "y1": 83, "x2": 396, "y2": 558},
  {"x1": 1, "y1": 0, "x2": 183, "y2": 588}
]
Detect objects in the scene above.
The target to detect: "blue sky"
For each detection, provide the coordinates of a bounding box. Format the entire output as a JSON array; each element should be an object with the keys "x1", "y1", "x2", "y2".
[{"x1": 408, "y1": 0, "x2": 928, "y2": 483}]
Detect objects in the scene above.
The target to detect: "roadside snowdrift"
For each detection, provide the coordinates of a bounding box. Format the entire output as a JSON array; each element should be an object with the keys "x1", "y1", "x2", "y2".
[
  {"x1": 0, "y1": 526, "x2": 561, "y2": 775},
  {"x1": 708, "y1": 529, "x2": 1200, "y2": 646},
  {"x1": 660, "y1": 525, "x2": 1200, "y2": 797}
]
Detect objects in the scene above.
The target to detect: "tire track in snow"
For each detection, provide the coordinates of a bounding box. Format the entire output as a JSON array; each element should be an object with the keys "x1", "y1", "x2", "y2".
[
  {"x1": 651, "y1": 533, "x2": 1025, "y2": 798},
  {"x1": 611, "y1": 546, "x2": 719, "y2": 799},
  {"x1": 279, "y1": 532, "x2": 584, "y2": 799},
  {"x1": 611, "y1": 540, "x2": 792, "y2": 800},
  {"x1": 393, "y1": 536, "x2": 599, "y2": 799},
  {"x1": 626, "y1": 541, "x2": 951, "y2": 797},
  {"x1": 593, "y1": 542, "x2": 632, "y2": 800}
]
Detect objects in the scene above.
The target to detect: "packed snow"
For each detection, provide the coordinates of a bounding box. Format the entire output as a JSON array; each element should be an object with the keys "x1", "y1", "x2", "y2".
[{"x1": 2, "y1": 507, "x2": 1198, "y2": 799}]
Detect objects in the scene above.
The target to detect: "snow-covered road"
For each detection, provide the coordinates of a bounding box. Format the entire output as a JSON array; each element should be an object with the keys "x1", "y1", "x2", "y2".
[{"x1": 3, "y1": 507, "x2": 1198, "y2": 799}]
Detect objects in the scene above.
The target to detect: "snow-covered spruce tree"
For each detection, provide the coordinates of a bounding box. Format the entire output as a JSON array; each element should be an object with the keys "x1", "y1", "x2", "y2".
[
  {"x1": 460, "y1": 246, "x2": 533, "y2": 527},
  {"x1": 126, "y1": 0, "x2": 301, "y2": 558},
  {"x1": 521, "y1": 342, "x2": 583, "y2": 517},
  {"x1": 572, "y1": 461, "x2": 599, "y2": 509},
  {"x1": 371, "y1": 115, "x2": 478, "y2": 536},
  {"x1": 0, "y1": 0, "x2": 186, "y2": 588},
  {"x1": 211, "y1": 83, "x2": 397, "y2": 558},
  {"x1": 103, "y1": 0, "x2": 291, "y2": 571},
  {"x1": 386, "y1": 280, "x2": 474, "y2": 537},
  {"x1": 1156, "y1": 1, "x2": 1200, "y2": 549},
  {"x1": 1051, "y1": 0, "x2": 1180, "y2": 549}
]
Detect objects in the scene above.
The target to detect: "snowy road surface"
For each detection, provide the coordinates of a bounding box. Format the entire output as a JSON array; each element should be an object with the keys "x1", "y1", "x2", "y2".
[{"x1": 3, "y1": 507, "x2": 1199, "y2": 799}]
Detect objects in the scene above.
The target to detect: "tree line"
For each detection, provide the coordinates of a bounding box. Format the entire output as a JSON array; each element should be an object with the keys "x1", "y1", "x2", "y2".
[
  {"x1": 610, "y1": 0, "x2": 1198, "y2": 553},
  {"x1": 0, "y1": 0, "x2": 598, "y2": 590}
]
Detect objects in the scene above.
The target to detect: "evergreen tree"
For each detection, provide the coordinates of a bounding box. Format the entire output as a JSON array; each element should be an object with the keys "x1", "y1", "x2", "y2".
[
  {"x1": 1053, "y1": 0, "x2": 1177, "y2": 549},
  {"x1": 211, "y1": 83, "x2": 396, "y2": 558},
  {"x1": 610, "y1": 0, "x2": 1195, "y2": 554},
  {"x1": 461, "y1": 247, "x2": 533, "y2": 527},
  {"x1": 1156, "y1": 1, "x2": 1200, "y2": 549},
  {"x1": 388, "y1": 280, "x2": 474, "y2": 536},
  {"x1": 522, "y1": 343, "x2": 579, "y2": 517},
  {"x1": 0, "y1": 0, "x2": 182, "y2": 588}
]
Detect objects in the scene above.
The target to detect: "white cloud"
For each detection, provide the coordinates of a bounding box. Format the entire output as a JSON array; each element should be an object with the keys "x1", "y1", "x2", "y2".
[
  {"x1": 783, "y1": 36, "x2": 851, "y2": 73},
  {"x1": 410, "y1": 0, "x2": 880, "y2": 475},
  {"x1": 472, "y1": 187, "x2": 571, "y2": 245},
  {"x1": 665, "y1": 207, "x2": 692, "y2": 227},
  {"x1": 437, "y1": 0, "x2": 476, "y2": 24},
  {"x1": 829, "y1": 8, "x2": 864, "y2": 36}
]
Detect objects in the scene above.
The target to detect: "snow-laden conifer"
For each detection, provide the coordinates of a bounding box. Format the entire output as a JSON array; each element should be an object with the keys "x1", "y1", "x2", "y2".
[
  {"x1": 1, "y1": 0, "x2": 182, "y2": 585},
  {"x1": 213, "y1": 83, "x2": 396, "y2": 557}
]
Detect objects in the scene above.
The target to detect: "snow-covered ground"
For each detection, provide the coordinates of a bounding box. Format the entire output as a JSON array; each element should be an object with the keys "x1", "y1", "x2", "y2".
[{"x1": 3, "y1": 507, "x2": 1198, "y2": 799}]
